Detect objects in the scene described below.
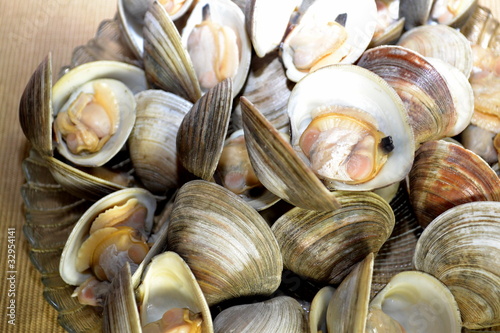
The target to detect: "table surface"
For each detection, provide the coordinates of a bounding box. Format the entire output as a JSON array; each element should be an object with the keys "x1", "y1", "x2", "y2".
[{"x1": 0, "y1": 0, "x2": 499, "y2": 332}]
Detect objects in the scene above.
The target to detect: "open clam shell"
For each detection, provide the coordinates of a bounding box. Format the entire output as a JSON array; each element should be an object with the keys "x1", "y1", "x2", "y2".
[
  {"x1": 287, "y1": 64, "x2": 415, "y2": 191},
  {"x1": 429, "y1": 0, "x2": 478, "y2": 28},
  {"x1": 136, "y1": 251, "x2": 213, "y2": 332},
  {"x1": 368, "y1": 271, "x2": 462, "y2": 333},
  {"x1": 166, "y1": 180, "x2": 283, "y2": 306},
  {"x1": 213, "y1": 296, "x2": 307, "y2": 332},
  {"x1": 414, "y1": 201, "x2": 500, "y2": 329},
  {"x1": 60, "y1": 187, "x2": 156, "y2": 286},
  {"x1": 409, "y1": 140, "x2": 500, "y2": 228},
  {"x1": 281, "y1": 0, "x2": 378, "y2": 82},
  {"x1": 180, "y1": 0, "x2": 252, "y2": 97},
  {"x1": 245, "y1": 0, "x2": 301, "y2": 58},
  {"x1": 272, "y1": 191, "x2": 394, "y2": 285}
]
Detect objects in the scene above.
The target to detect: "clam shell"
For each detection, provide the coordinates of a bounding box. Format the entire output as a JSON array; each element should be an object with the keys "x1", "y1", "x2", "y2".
[
  {"x1": 102, "y1": 263, "x2": 142, "y2": 333},
  {"x1": 180, "y1": 0, "x2": 252, "y2": 97},
  {"x1": 143, "y1": 0, "x2": 202, "y2": 103},
  {"x1": 326, "y1": 253, "x2": 374, "y2": 333},
  {"x1": 287, "y1": 64, "x2": 415, "y2": 191},
  {"x1": 176, "y1": 78, "x2": 232, "y2": 181},
  {"x1": 166, "y1": 180, "x2": 283, "y2": 306},
  {"x1": 357, "y1": 45, "x2": 456, "y2": 147},
  {"x1": 136, "y1": 251, "x2": 213, "y2": 332},
  {"x1": 369, "y1": 271, "x2": 462, "y2": 333},
  {"x1": 281, "y1": 0, "x2": 378, "y2": 82},
  {"x1": 59, "y1": 188, "x2": 156, "y2": 286},
  {"x1": 240, "y1": 96, "x2": 341, "y2": 211},
  {"x1": 397, "y1": 24, "x2": 474, "y2": 77},
  {"x1": 409, "y1": 140, "x2": 500, "y2": 228},
  {"x1": 128, "y1": 89, "x2": 192, "y2": 195},
  {"x1": 19, "y1": 54, "x2": 53, "y2": 157},
  {"x1": 309, "y1": 286, "x2": 336, "y2": 333},
  {"x1": 429, "y1": 0, "x2": 478, "y2": 28},
  {"x1": 414, "y1": 201, "x2": 500, "y2": 329},
  {"x1": 213, "y1": 296, "x2": 307, "y2": 333},
  {"x1": 271, "y1": 191, "x2": 394, "y2": 285},
  {"x1": 232, "y1": 51, "x2": 292, "y2": 134},
  {"x1": 399, "y1": 0, "x2": 433, "y2": 30}
]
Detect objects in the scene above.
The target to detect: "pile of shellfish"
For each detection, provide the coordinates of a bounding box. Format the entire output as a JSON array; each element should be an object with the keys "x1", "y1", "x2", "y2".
[{"x1": 19, "y1": 0, "x2": 500, "y2": 332}]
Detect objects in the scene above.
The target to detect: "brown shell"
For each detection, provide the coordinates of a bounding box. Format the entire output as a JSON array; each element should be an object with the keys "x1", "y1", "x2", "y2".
[
  {"x1": 409, "y1": 140, "x2": 500, "y2": 228},
  {"x1": 271, "y1": 191, "x2": 394, "y2": 285}
]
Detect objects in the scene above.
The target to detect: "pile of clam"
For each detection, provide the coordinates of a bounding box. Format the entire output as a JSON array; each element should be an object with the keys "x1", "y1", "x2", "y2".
[{"x1": 19, "y1": 0, "x2": 500, "y2": 332}]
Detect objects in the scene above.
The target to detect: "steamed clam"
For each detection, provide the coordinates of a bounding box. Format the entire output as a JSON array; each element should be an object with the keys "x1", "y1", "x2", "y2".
[
  {"x1": 59, "y1": 188, "x2": 156, "y2": 290},
  {"x1": 181, "y1": 0, "x2": 252, "y2": 96},
  {"x1": 281, "y1": 0, "x2": 378, "y2": 82},
  {"x1": 287, "y1": 64, "x2": 414, "y2": 191}
]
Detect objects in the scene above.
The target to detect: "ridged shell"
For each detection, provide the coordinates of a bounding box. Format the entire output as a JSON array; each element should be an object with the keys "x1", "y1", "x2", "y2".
[
  {"x1": 128, "y1": 89, "x2": 192, "y2": 195},
  {"x1": 397, "y1": 24, "x2": 473, "y2": 77},
  {"x1": 143, "y1": 1, "x2": 202, "y2": 103},
  {"x1": 176, "y1": 78, "x2": 232, "y2": 180},
  {"x1": 409, "y1": 140, "x2": 500, "y2": 228},
  {"x1": 357, "y1": 45, "x2": 456, "y2": 147},
  {"x1": 213, "y1": 296, "x2": 307, "y2": 333},
  {"x1": 240, "y1": 96, "x2": 341, "y2": 211},
  {"x1": 271, "y1": 191, "x2": 394, "y2": 285},
  {"x1": 166, "y1": 180, "x2": 283, "y2": 306},
  {"x1": 414, "y1": 201, "x2": 500, "y2": 329}
]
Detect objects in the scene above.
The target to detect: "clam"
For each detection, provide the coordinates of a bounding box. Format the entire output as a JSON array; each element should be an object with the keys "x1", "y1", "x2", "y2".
[
  {"x1": 213, "y1": 296, "x2": 307, "y2": 332},
  {"x1": 287, "y1": 64, "x2": 414, "y2": 191},
  {"x1": 59, "y1": 187, "x2": 156, "y2": 287},
  {"x1": 367, "y1": 271, "x2": 462, "y2": 333},
  {"x1": 272, "y1": 191, "x2": 394, "y2": 285},
  {"x1": 309, "y1": 286, "x2": 336, "y2": 333},
  {"x1": 181, "y1": 0, "x2": 252, "y2": 97},
  {"x1": 460, "y1": 124, "x2": 498, "y2": 163},
  {"x1": 136, "y1": 251, "x2": 213, "y2": 332},
  {"x1": 176, "y1": 78, "x2": 233, "y2": 181},
  {"x1": 143, "y1": 0, "x2": 202, "y2": 103},
  {"x1": 408, "y1": 140, "x2": 500, "y2": 228},
  {"x1": 414, "y1": 201, "x2": 500, "y2": 329},
  {"x1": 128, "y1": 89, "x2": 192, "y2": 195},
  {"x1": 281, "y1": 0, "x2": 378, "y2": 82},
  {"x1": 103, "y1": 252, "x2": 213, "y2": 333},
  {"x1": 231, "y1": 50, "x2": 292, "y2": 134},
  {"x1": 19, "y1": 56, "x2": 148, "y2": 168},
  {"x1": 166, "y1": 180, "x2": 283, "y2": 306}
]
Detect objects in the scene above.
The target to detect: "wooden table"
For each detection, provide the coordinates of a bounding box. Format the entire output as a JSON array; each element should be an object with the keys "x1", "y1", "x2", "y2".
[{"x1": 0, "y1": 0, "x2": 498, "y2": 332}]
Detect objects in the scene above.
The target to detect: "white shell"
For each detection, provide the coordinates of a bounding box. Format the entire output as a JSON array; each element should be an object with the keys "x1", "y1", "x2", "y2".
[
  {"x1": 59, "y1": 188, "x2": 156, "y2": 286},
  {"x1": 369, "y1": 271, "x2": 462, "y2": 333},
  {"x1": 246, "y1": 0, "x2": 302, "y2": 57},
  {"x1": 281, "y1": 0, "x2": 378, "y2": 82},
  {"x1": 181, "y1": 0, "x2": 252, "y2": 97},
  {"x1": 287, "y1": 64, "x2": 415, "y2": 191}
]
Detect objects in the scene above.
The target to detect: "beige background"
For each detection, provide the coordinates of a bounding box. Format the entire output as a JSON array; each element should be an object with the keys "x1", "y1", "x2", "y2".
[{"x1": 0, "y1": 0, "x2": 499, "y2": 332}]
